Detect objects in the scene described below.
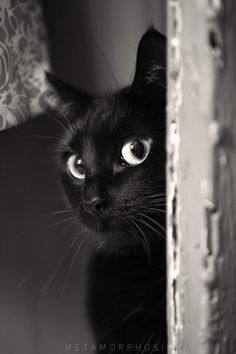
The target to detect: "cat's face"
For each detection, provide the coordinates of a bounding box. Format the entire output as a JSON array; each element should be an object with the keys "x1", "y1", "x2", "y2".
[{"x1": 49, "y1": 29, "x2": 166, "y2": 251}]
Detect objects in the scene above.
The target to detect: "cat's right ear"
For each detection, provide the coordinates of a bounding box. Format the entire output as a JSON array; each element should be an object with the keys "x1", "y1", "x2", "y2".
[
  {"x1": 132, "y1": 29, "x2": 166, "y2": 101},
  {"x1": 45, "y1": 71, "x2": 93, "y2": 107}
]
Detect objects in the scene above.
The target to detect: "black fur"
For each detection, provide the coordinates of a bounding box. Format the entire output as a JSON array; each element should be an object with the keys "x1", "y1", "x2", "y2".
[{"x1": 48, "y1": 29, "x2": 167, "y2": 353}]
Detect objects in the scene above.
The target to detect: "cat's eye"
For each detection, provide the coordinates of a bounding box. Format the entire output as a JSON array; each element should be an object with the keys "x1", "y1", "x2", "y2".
[
  {"x1": 121, "y1": 138, "x2": 152, "y2": 166},
  {"x1": 67, "y1": 154, "x2": 85, "y2": 179}
]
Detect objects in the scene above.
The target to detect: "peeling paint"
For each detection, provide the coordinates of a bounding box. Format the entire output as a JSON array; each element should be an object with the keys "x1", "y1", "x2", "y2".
[
  {"x1": 168, "y1": 0, "x2": 236, "y2": 353},
  {"x1": 207, "y1": 0, "x2": 224, "y2": 69},
  {"x1": 167, "y1": 1, "x2": 182, "y2": 353}
]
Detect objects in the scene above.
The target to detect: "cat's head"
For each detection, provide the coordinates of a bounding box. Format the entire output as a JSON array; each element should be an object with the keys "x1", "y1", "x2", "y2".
[{"x1": 47, "y1": 29, "x2": 166, "y2": 253}]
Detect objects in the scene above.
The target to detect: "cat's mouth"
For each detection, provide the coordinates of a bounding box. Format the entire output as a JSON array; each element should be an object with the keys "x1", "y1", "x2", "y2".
[
  {"x1": 80, "y1": 206, "x2": 128, "y2": 234},
  {"x1": 80, "y1": 206, "x2": 107, "y2": 232}
]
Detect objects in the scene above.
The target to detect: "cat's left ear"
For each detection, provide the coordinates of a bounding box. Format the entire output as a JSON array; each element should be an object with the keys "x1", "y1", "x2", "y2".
[{"x1": 132, "y1": 28, "x2": 166, "y2": 100}]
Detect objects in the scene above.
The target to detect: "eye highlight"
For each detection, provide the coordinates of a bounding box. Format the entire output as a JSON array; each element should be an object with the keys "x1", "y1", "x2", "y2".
[
  {"x1": 121, "y1": 138, "x2": 152, "y2": 166},
  {"x1": 67, "y1": 154, "x2": 85, "y2": 179}
]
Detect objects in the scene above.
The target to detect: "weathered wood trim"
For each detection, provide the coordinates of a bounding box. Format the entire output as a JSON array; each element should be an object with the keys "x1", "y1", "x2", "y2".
[
  {"x1": 167, "y1": 1, "x2": 182, "y2": 353},
  {"x1": 167, "y1": 1, "x2": 236, "y2": 353}
]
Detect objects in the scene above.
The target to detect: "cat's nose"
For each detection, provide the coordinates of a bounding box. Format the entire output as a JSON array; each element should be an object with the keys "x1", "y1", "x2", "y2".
[{"x1": 82, "y1": 196, "x2": 106, "y2": 213}]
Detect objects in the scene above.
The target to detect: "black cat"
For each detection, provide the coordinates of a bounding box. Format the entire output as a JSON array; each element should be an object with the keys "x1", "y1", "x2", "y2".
[{"x1": 47, "y1": 28, "x2": 167, "y2": 353}]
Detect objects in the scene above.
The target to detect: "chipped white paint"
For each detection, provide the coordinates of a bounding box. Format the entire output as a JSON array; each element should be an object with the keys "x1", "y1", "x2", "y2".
[
  {"x1": 167, "y1": 1, "x2": 182, "y2": 353},
  {"x1": 168, "y1": 0, "x2": 236, "y2": 353}
]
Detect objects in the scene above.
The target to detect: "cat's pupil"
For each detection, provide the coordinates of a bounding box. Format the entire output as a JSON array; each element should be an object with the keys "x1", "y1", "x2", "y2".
[
  {"x1": 75, "y1": 158, "x2": 84, "y2": 174},
  {"x1": 130, "y1": 140, "x2": 145, "y2": 159}
]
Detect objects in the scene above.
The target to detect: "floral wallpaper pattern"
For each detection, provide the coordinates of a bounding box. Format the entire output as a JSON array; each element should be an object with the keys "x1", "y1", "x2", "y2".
[{"x1": 0, "y1": 0, "x2": 51, "y2": 130}]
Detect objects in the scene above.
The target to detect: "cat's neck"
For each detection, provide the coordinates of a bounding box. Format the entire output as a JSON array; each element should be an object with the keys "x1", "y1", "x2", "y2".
[{"x1": 91, "y1": 239, "x2": 166, "y2": 272}]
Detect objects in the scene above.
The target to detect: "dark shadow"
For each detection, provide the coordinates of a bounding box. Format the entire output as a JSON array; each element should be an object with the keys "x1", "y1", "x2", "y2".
[{"x1": 0, "y1": 116, "x2": 94, "y2": 354}]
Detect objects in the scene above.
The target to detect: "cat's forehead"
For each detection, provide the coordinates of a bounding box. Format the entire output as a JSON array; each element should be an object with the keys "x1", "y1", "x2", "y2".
[
  {"x1": 67, "y1": 90, "x2": 160, "y2": 156},
  {"x1": 75, "y1": 93, "x2": 135, "y2": 138},
  {"x1": 85, "y1": 97, "x2": 118, "y2": 131}
]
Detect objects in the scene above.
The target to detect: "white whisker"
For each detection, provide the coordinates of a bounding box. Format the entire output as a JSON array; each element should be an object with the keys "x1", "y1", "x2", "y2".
[
  {"x1": 41, "y1": 234, "x2": 80, "y2": 294},
  {"x1": 58, "y1": 236, "x2": 86, "y2": 301}
]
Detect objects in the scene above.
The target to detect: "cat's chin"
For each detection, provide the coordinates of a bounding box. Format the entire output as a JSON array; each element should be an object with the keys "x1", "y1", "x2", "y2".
[
  {"x1": 81, "y1": 217, "x2": 129, "y2": 236},
  {"x1": 80, "y1": 213, "x2": 139, "y2": 250},
  {"x1": 80, "y1": 208, "x2": 125, "y2": 233},
  {"x1": 93, "y1": 229, "x2": 140, "y2": 255}
]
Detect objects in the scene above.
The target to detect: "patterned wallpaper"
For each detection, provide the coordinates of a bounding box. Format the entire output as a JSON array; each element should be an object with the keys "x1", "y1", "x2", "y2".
[{"x1": 0, "y1": 0, "x2": 52, "y2": 130}]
